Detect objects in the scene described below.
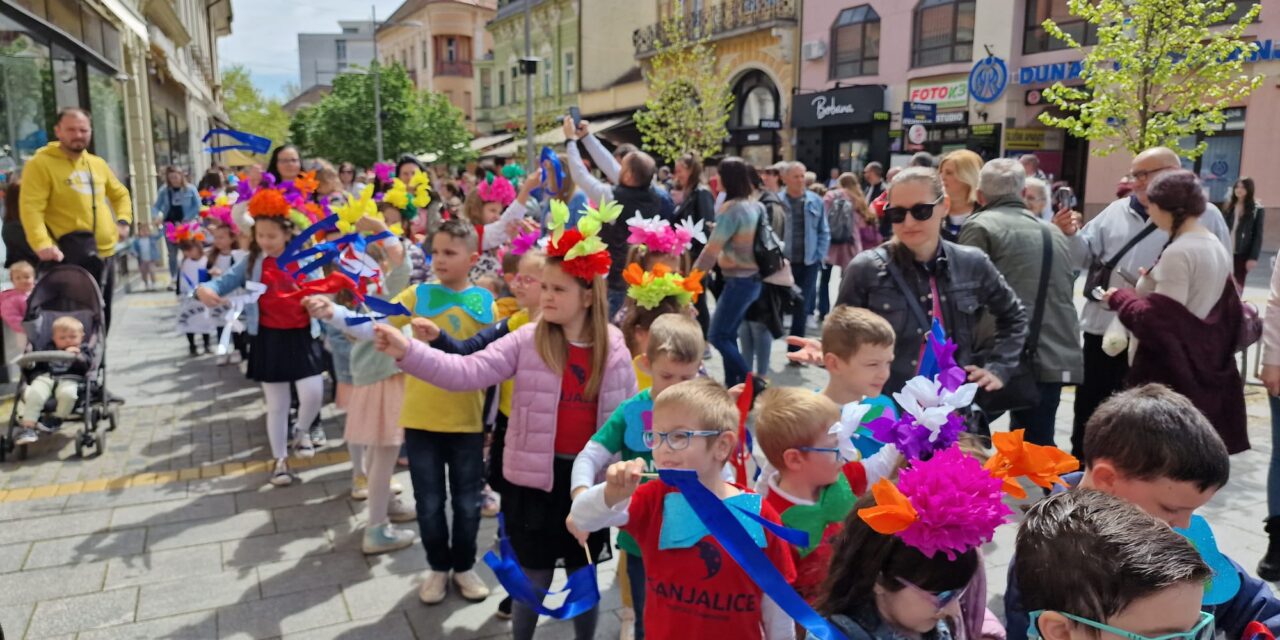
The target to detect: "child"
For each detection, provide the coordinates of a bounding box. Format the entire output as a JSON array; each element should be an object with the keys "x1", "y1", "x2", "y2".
[
  {"x1": 618, "y1": 262, "x2": 703, "y2": 389},
  {"x1": 374, "y1": 209, "x2": 635, "y2": 635},
  {"x1": 819, "y1": 306, "x2": 898, "y2": 432},
  {"x1": 206, "y1": 219, "x2": 248, "y2": 363},
  {"x1": 196, "y1": 184, "x2": 325, "y2": 486},
  {"x1": 1016, "y1": 490, "x2": 1213, "y2": 640},
  {"x1": 570, "y1": 378, "x2": 797, "y2": 639},
  {"x1": 170, "y1": 222, "x2": 212, "y2": 356},
  {"x1": 1003, "y1": 384, "x2": 1280, "y2": 640},
  {"x1": 13, "y1": 316, "x2": 91, "y2": 445},
  {"x1": 753, "y1": 387, "x2": 899, "y2": 602},
  {"x1": 130, "y1": 222, "x2": 162, "y2": 291},
  {"x1": 1, "y1": 261, "x2": 35, "y2": 352},
  {"x1": 463, "y1": 172, "x2": 540, "y2": 281},
  {"x1": 570, "y1": 313, "x2": 705, "y2": 640}
]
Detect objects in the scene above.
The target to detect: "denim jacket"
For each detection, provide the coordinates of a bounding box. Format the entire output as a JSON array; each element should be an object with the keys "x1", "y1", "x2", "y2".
[
  {"x1": 202, "y1": 255, "x2": 319, "y2": 337},
  {"x1": 783, "y1": 189, "x2": 831, "y2": 266},
  {"x1": 151, "y1": 185, "x2": 202, "y2": 223},
  {"x1": 836, "y1": 241, "x2": 1028, "y2": 394}
]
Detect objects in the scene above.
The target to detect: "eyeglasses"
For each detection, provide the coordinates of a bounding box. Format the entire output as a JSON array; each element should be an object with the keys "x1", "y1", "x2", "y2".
[
  {"x1": 795, "y1": 446, "x2": 844, "y2": 463},
  {"x1": 884, "y1": 196, "x2": 944, "y2": 224},
  {"x1": 895, "y1": 577, "x2": 967, "y2": 611},
  {"x1": 1028, "y1": 611, "x2": 1215, "y2": 640},
  {"x1": 512, "y1": 274, "x2": 541, "y2": 288},
  {"x1": 1128, "y1": 166, "x2": 1174, "y2": 182},
  {"x1": 642, "y1": 430, "x2": 723, "y2": 451}
]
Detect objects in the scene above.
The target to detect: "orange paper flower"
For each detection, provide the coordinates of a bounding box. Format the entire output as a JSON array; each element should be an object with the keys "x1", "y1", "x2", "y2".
[
  {"x1": 983, "y1": 430, "x2": 1080, "y2": 499},
  {"x1": 858, "y1": 478, "x2": 919, "y2": 535},
  {"x1": 682, "y1": 268, "x2": 704, "y2": 302},
  {"x1": 248, "y1": 188, "x2": 290, "y2": 218},
  {"x1": 623, "y1": 263, "x2": 647, "y2": 287},
  {"x1": 293, "y1": 170, "x2": 319, "y2": 197}
]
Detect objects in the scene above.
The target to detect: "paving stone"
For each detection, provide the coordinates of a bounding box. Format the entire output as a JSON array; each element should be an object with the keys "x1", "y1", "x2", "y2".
[
  {"x1": 0, "y1": 561, "x2": 107, "y2": 605},
  {"x1": 136, "y1": 569, "x2": 260, "y2": 621},
  {"x1": 25, "y1": 586, "x2": 138, "y2": 638},
  {"x1": 77, "y1": 611, "x2": 218, "y2": 640},
  {"x1": 215, "y1": 585, "x2": 349, "y2": 639},
  {"x1": 0, "y1": 542, "x2": 31, "y2": 574},
  {"x1": 0, "y1": 496, "x2": 70, "y2": 522},
  {"x1": 221, "y1": 527, "x2": 335, "y2": 568},
  {"x1": 109, "y1": 493, "x2": 237, "y2": 529},
  {"x1": 339, "y1": 570, "x2": 422, "y2": 619},
  {"x1": 233, "y1": 482, "x2": 330, "y2": 513},
  {"x1": 279, "y1": 611, "x2": 414, "y2": 640},
  {"x1": 271, "y1": 498, "x2": 355, "y2": 533},
  {"x1": 25, "y1": 528, "x2": 148, "y2": 570},
  {"x1": 62, "y1": 484, "x2": 189, "y2": 514},
  {"x1": 0, "y1": 603, "x2": 34, "y2": 640},
  {"x1": 256, "y1": 550, "x2": 373, "y2": 599},
  {"x1": 0, "y1": 508, "x2": 111, "y2": 545},
  {"x1": 146, "y1": 510, "x2": 274, "y2": 551},
  {"x1": 105, "y1": 543, "x2": 224, "y2": 589}
]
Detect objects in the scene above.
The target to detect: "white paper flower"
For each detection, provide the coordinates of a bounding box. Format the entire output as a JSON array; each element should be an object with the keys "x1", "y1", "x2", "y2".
[
  {"x1": 675, "y1": 217, "x2": 707, "y2": 245},
  {"x1": 893, "y1": 375, "x2": 979, "y2": 443},
  {"x1": 830, "y1": 402, "x2": 872, "y2": 463}
]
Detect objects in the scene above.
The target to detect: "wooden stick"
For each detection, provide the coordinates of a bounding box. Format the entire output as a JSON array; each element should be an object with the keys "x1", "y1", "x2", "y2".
[
  {"x1": 639, "y1": 472, "x2": 660, "y2": 479},
  {"x1": 582, "y1": 541, "x2": 593, "y2": 566}
]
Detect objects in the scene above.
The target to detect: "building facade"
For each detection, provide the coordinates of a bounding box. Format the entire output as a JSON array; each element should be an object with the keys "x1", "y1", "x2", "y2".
[
  {"x1": 298, "y1": 20, "x2": 375, "y2": 94},
  {"x1": 473, "y1": 0, "x2": 580, "y2": 139},
  {"x1": 376, "y1": 0, "x2": 495, "y2": 129}
]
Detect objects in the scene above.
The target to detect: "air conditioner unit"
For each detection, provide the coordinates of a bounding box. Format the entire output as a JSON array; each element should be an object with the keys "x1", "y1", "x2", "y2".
[{"x1": 802, "y1": 41, "x2": 827, "y2": 61}]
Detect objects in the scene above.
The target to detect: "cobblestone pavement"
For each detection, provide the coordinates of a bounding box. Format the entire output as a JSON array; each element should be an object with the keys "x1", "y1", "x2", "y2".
[{"x1": 0, "y1": 274, "x2": 1273, "y2": 639}]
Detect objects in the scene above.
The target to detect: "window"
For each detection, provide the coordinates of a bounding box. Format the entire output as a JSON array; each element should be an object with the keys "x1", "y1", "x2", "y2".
[
  {"x1": 423, "y1": 41, "x2": 429, "y2": 68},
  {"x1": 335, "y1": 39, "x2": 347, "y2": 62},
  {"x1": 912, "y1": 0, "x2": 975, "y2": 67},
  {"x1": 498, "y1": 70, "x2": 506, "y2": 106},
  {"x1": 1023, "y1": 0, "x2": 1097, "y2": 54},
  {"x1": 543, "y1": 64, "x2": 552, "y2": 97},
  {"x1": 729, "y1": 70, "x2": 779, "y2": 129},
  {"x1": 512, "y1": 65, "x2": 520, "y2": 103},
  {"x1": 482, "y1": 69, "x2": 493, "y2": 108},
  {"x1": 446, "y1": 37, "x2": 458, "y2": 62},
  {"x1": 830, "y1": 5, "x2": 879, "y2": 78},
  {"x1": 563, "y1": 51, "x2": 575, "y2": 93}
]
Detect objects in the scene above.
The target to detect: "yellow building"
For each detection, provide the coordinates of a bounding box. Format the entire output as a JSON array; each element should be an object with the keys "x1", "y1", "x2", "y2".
[{"x1": 376, "y1": 0, "x2": 497, "y2": 131}]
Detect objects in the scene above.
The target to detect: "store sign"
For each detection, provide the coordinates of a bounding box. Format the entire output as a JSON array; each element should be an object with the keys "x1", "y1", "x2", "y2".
[
  {"x1": 1245, "y1": 39, "x2": 1280, "y2": 62},
  {"x1": 758, "y1": 119, "x2": 782, "y2": 130},
  {"x1": 1017, "y1": 61, "x2": 1084, "y2": 86},
  {"x1": 907, "y1": 77, "x2": 969, "y2": 110},
  {"x1": 907, "y1": 124, "x2": 928, "y2": 145},
  {"x1": 1025, "y1": 89, "x2": 1044, "y2": 106},
  {"x1": 935, "y1": 111, "x2": 968, "y2": 125},
  {"x1": 1005, "y1": 128, "x2": 1065, "y2": 151},
  {"x1": 969, "y1": 56, "x2": 1009, "y2": 104},
  {"x1": 791, "y1": 86, "x2": 884, "y2": 128},
  {"x1": 902, "y1": 102, "x2": 936, "y2": 125},
  {"x1": 873, "y1": 111, "x2": 891, "y2": 122}
]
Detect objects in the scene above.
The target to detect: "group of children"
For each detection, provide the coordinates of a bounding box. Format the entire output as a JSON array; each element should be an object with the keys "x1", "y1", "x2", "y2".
[{"x1": 173, "y1": 157, "x2": 1279, "y2": 640}]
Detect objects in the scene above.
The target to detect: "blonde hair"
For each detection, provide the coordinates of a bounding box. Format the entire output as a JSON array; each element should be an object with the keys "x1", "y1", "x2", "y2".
[
  {"x1": 53, "y1": 315, "x2": 84, "y2": 334},
  {"x1": 462, "y1": 190, "x2": 487, "y2": 226},
  {"x1": 755, "y1": 387, "x2": 840, "y2": 469},
  {"x1": 822, "y1": 305, "x2": 896, "y2": 360},
  {"x1": 534, "y1": 259, "x2": 611, "y2": 399},
  {"x1": 939, "y1": 150, "x2": 983, "y2": 206},
  {"x1": 646, "y1": 313, "x2": 704, "y2": 364},
  {"x1": 9, "y1": 261, "x2": 34, "y2": 278},
  {"x1": 653, "y1": 378, "x2": 738, "y2": 434}
]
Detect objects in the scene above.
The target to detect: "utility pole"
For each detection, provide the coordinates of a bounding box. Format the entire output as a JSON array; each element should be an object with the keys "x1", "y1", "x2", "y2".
[
  {"x1": 523, "y1": 0, "x2": 534, "y2": 171},
  {"x1": 372, "y1": 4, "x2": 384, "y2": 164}
]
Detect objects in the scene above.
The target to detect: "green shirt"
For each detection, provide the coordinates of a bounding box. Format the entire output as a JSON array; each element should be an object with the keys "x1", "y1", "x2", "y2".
[{"x1": 590, "y1": 389, "x2": 653, "y2": 556}]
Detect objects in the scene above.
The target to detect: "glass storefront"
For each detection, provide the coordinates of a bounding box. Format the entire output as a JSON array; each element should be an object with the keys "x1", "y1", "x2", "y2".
[
  {"x1": 0, "y1": 13, "x2": 53, "y2": 175},
  {"x1": 1179, "y1": 108, "x2": 1247, "y2": 206},
  {"x1": 88, "y1": 67, "x2": 127, "y2": 179}
]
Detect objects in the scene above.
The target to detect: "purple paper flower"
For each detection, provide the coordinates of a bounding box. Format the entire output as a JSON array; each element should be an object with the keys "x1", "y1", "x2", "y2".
[{"x1": 510, "y1": 229, "x2": 541, "y2": 256}]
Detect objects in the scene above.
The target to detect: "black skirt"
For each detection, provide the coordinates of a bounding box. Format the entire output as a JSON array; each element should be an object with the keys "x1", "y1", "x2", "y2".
[
  {"x1": 246, "y1": 326, "x2": 325, "y2": 383},
  {"x1": 505, "y1": 456, "x2": 612, "y2": 571}
]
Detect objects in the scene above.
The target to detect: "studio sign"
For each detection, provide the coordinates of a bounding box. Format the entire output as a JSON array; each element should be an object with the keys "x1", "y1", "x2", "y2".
[{"x1": 812, "y1": 95, "x2": 856, "y2": 121}]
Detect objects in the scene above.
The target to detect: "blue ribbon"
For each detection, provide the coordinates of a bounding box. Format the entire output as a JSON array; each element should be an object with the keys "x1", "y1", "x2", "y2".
[
  {"x1": 344, "y1": 295, "x2": 412, "y2": 326},
  {"x1": 482, "y1": 515, "x2": 600, "y2": 619},
  {"x1": 202, "y1": 128, "x2": 272, "y2": 155},
  {"x1": 917, "y1": 318, "x2": 947, "y2": 380},
  {"x1": 278, "y1": 215, "x2": 339, "y2": 266},
  {"x1": 657, "y1": 468, "x2": 848, "y2": 640}
]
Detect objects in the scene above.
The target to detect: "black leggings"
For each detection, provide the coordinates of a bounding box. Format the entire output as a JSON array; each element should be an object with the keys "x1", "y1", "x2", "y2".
[{"x1": 186, "y1": 333, "x2": 210, "y2": 349}]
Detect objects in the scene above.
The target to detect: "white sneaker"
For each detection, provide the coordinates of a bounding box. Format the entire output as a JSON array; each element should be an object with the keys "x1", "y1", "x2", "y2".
[
  {"x1": 452, "y1": 569, "x2": 490, "y2": 602},
  {"x1": 293, "y1": 434, "x2": 315, "y2": 459},
  {"x1": 361, "y1": 523, "x2": 416, "y2": 555},
  {"x1": 269, "y1": 458, "x2": 293, "y2": 487},
  {"x1": 14, "y1": 428, "x2": 38, "y2": 446},
  {"x1": 391, "y1": 479, "x2": 404, "y2": 495},
  {"x1": 350, "y1": 475, "x2": 369, "y2": 500},
  {"x1": 419, "y1": 570, "x2": 449, "y2": 604},
  {"x1": 387, "y1": 497, "x2": 416, "y2": 523}
]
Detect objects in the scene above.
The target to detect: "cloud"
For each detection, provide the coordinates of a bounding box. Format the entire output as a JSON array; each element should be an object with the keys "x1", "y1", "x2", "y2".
[{"x1": 218, "y1": 0, "x2": 404, "y2": 99}]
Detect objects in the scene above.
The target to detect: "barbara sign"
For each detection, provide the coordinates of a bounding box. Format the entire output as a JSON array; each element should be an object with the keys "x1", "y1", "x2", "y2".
[{"x1": 791, "y1": 86, "x2": 884, "y2": 128}]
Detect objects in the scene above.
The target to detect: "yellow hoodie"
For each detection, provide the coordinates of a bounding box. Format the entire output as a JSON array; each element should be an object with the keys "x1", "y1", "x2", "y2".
[{"x1": 19, "y1": 142, "x2": 133, "y2": 256}]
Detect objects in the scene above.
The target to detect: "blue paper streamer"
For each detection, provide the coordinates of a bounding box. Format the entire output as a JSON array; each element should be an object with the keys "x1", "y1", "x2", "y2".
[
  {"x1": 278, "y1": 215, "x2": 339, "y2": 266},
  {"x1": 343, "y1": 295, "x2": 412, "y2": 326},
  {"x1": 482, "y1": 515, "x2": 600, "y2": 619},
  {"x1": 202, "y1": 128, "x2": 272, "y2": 155},
  {"x1": 917, "y1": 319, "x2": 947, "y2": 380},
  {"x1": 657, "y1": 468, "x2": 848, "y2": 640}
]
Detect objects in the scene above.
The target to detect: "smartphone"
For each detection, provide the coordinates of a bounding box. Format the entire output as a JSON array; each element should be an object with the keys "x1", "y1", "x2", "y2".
[
  {"x1": 569, "y1": 106, "x2": 581, "y2": 129},
  {"x1": 1090, "y1": 286, "x2": 1107, "y2": 301},
  {"x1": 1053, "y1": 186, "x2": 1075, "y2": 212}
]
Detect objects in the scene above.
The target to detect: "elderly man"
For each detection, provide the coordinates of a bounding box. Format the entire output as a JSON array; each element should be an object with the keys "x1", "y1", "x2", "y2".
[
  {"x1": 20, "y1": 107, "x2": 132, "y2": 331},
  {"x1": 1019, "y1": 153, "x2": 1049, "y2": 181},
  {"x1": 863, "y1": 161, "x2": 888, "y2": 240},
  {"x1": 958, "y1": 159, "x2": 1083, "y2": 447},
  {"x1": 1053, "y1": 146, "x2": 1232, "y2": 456},
  {"x1": 781, "y1": 161, "x2": 831, "y2": 354}
]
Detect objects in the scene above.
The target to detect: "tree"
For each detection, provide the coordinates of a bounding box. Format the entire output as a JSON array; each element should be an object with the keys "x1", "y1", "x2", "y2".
[
  {"x1": 634, "y1": 17, "x2": 733, "y2": 163},
  {"x1": 221, "y1": 65, "x2": 291, "y2": 152},
  {"x1": 290, "y1": 63, "x2": 474, "y2": 167},
  {"x1": 1038, "y1": 0, "x2": 1262, "y2": 158}
]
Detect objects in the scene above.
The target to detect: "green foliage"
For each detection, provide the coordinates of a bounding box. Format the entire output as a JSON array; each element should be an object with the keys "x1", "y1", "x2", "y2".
[
  {"x1": 288, "y1": 63, "x2": 474, "y2": 167},
  {"x1": 221, "y1": 65, "x2": 291, "y2": 153},
  {"x1": 634, "y1": 18, "x2": 733, "y2": 163},
  {"x1": 1038, "y1": 0, "x2": 1263, "y2": 159}
]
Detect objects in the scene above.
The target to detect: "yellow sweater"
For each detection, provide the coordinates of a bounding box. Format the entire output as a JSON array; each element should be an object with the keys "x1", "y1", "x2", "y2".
[
  {"x1": 19, "y1": 143, "x2": 133, "y2": 256},
  {"x1": 391, "y1": 282, "x2": 494, "y2": 433}
]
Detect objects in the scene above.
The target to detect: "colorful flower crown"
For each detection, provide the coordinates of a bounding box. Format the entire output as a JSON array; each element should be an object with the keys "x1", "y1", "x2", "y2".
[
  {"x1": 546, "y1": 199, "x2": 621, "y2": 281},
  {"x1": 622, "y1": 263, "x2": 703, "y2": 309},
  {"x1": 247, "y1": 176, "x2": 312, "y2": 230},
  {"x1": 332, "y1": 184, "x2": 404, "y2": 237},
  {"x1": 199, "y1": 194, "x2": 238, "y2": 235},
  {"x1": 501, "y1": 163, "x2": 526, "y2": 182},
  {"x1": 382, "y1": 172, "x2": 431, "y2": 222},
  {"x1": 373, "y1": 162, "x2": 395, "y2": 186},
  {"x1": 477, "y1": 172, "x2": 516, "y2": 207},
  {"x1": 165, "y1": 220, "x2": 206, "y2": 245},
  {"x1": 625, "y1": 213, "x2": 706, "y2": 255},
  {"x1": 859, "y1": 432, "x2": 1077, "y2": 559},
  {"x1": 865, "y1": 333, "x2": 975, "y2": 462}
]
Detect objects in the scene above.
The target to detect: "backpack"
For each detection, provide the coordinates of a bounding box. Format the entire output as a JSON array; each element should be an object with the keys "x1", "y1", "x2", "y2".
[
  {"x1": 828, "y1": 195, "x2": 856, "y2": 244},
  {"x1": 751, "y1": 200, "x2": 786, "y2": 278}
]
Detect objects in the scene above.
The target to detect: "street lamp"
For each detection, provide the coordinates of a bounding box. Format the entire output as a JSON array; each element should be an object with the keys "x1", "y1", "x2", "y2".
[{"x1": 370, "y1": 5, "x2": 423, "y2": 164}]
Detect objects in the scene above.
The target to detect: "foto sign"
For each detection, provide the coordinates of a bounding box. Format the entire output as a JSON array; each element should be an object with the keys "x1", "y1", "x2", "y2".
[{"x1": 907, "y1": 76, "x2": 969, "y2": 109}]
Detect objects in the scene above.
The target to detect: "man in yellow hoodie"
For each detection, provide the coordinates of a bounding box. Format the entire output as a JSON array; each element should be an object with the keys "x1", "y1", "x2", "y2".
[{"x1": 20, "y1": 108, "x2": 133, "y2": 329}]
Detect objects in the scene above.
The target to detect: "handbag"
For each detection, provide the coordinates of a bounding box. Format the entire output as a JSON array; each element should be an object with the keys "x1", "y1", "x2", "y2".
[
  {"x1": 974, "y1": 224, "x2": 1055, "y2": 414},
  {"x1": 751, "y1": 201, "x2": 786, "y2": 279},
  {"x1": 1084, "y1": 222, "x2": 1156, "y2": 301}
]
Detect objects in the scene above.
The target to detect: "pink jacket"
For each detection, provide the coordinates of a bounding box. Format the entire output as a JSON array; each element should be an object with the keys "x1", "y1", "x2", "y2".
[
  {"x1": 0, "y1": 289, "x2": 29, "y2": 334},
  {"x1": 397, "y1": 322, "x2": 637, "y2": 492}
]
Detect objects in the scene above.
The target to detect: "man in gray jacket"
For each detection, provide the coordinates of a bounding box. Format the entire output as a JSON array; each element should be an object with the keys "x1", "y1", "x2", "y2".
[
  {"x1": 959, "y1": 159, "x2": 1083, "y2": 447},
  {"x1": 1053, "y1": 146, "x2": 1232, "y2": 456}
]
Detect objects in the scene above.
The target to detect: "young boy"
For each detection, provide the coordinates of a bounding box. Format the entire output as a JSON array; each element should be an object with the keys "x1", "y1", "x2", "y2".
[
  {"x1": 1016, "y1": 489, "x2": 1212, "y2": 640},
  {"x1": 818, "y1": 305, "x2": 895, "y2": 408},
  {"x1": 569, "y1": 313, "x2": 705, "y2": 639},
  {"x1": 571, "y1": 378, "x2": 798, "y2": 639},
  {"x1": 754, "y1": 387, "x2": 899, "y2": 601},
  {"x1": 14, "y1": 316, "x2": 91, "y2": 445},
  {"x1": 1004, "y1": 384, "x2": 1280, "y2": 640}
]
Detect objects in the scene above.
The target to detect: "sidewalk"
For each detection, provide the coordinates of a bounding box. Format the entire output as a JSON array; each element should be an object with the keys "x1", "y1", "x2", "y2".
[{"x1": 0, "y1": 286, "x2": 1272, "y2": 639}]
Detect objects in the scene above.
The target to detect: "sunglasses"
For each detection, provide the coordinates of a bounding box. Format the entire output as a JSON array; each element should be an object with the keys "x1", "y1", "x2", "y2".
[
  {"x1": 884, "y1": 196, "x2": 944, "y2": 224},
  {"x1": 1028, "y1": 611, "x2": 1215, "y2": 640},
  {"x1": 895, "y1": 577, "x2": 967, "y2": 611}
]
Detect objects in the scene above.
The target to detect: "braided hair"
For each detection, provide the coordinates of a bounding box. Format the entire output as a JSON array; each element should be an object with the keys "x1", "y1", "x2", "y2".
[{"x1": 1146, "y1": 169, "x2": 1205, "y2": 252}]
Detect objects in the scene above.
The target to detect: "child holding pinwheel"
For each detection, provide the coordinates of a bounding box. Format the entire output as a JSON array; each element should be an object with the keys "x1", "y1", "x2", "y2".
[
  {"x1": 167, "y1": 220, "x2": 213, "y2": 356},
  {"x1": 373, "y1": 204, "x2": 635, "y2": 635}
]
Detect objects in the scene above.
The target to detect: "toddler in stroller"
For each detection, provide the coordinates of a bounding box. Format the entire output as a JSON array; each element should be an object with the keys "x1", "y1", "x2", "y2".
[{"x1": 13, "y1": 316, "x2": 90, "y2": 444}]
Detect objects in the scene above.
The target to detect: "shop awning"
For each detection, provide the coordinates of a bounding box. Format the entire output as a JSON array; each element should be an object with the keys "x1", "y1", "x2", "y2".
[
  {"x1": 481, "y1": 116, "x2": 629, "y2": 159},
  {"x1": 470, "y1": 133, "x2": 515, "y2": 153}
]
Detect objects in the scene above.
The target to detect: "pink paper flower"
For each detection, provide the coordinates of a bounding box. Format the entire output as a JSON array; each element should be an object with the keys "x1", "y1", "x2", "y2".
[{"x1": 895, "y1": 447, "x2": 1011, "y2": 559}]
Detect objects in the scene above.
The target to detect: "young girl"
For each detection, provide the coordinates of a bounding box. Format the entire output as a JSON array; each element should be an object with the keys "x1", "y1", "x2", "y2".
[
  {"x1": 196, "y1": 184, "x2": 325, "y2": 486},
  {"x1": 131, "y1": 221, "x2": 163, "y2": 291},
  {"x1": 169, "y1": 221, "x2": 212, "y2": 356},
  {"x1": 0, "y1": 261, "x2": 35, "y2": 352},
  {"x1": 463, "y1": 172, "x2": 537, "y2": 281},
  {"x1": 618, "y1": 262, "x2": 703, "y2": 390},
  {"x1": 205, "y1": 215, "x2": 249, "y2": 363},
  {"x1": 373, "y1": 210, "x2": 636, "y2": 638}
]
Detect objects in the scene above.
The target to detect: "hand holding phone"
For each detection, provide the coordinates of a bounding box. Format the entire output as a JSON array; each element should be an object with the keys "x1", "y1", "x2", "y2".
[{"x1": 569, "y1": 106, "x2": 582, "y2": 129}]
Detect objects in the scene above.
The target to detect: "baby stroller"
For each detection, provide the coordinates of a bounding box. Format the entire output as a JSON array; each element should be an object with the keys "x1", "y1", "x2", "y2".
[{"x1": 0, "y1": 265, "x2": 117, "y2": 461}]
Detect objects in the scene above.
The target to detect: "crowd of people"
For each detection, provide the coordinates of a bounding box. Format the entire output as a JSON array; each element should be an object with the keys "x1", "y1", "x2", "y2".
[{"x1": 1, "y1": 106, "x2": 1278, "y2": 640}]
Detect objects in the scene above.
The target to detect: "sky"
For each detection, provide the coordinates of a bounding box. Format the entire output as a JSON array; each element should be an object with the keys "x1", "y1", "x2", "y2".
[{"x1": 218, "y1": 0, "x2": 405, "y2": 100}]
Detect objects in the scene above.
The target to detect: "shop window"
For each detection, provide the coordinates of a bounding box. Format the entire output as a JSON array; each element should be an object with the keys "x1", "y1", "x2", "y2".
[
  {"x1": 88, "y1": 66, "x2": 127, "y2": 179},
  {"x1": 0, "y1": 14, "x2": 54, "y2": 172},
  {"x1": 912, "y1": 0, "x2": 975, "y2": 67},
  {"x1": 1023, "y1": 0, "x2": 1098, "y2": 54},
  {"x1": 830, "y1": 5, "x2": 879, "y2": 79},
  {"x1": 1178, "y1": 109, "x2": 1247, "y2": 205},
  {"x1": 730, "y1": 70, "x2": 779, "y2": 130}
]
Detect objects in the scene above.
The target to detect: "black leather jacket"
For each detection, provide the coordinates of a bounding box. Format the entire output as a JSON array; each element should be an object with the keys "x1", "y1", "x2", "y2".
[{"x1": 837, "y1": 241, "x2": 1028, "y2": 393}]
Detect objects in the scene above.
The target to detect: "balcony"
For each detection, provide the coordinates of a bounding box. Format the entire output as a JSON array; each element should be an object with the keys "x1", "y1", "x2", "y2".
[
  {"x1": 435, "y1": 60, "x2": 473, "y2": 77},
  {"x1": 633, "y1": 0, "x2": 797, "y2": 57}
]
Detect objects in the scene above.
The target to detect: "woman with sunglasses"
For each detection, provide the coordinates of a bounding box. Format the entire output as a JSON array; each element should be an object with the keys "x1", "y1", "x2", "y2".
[
  {"x1": 338, "y1": 162, "x2": 364, "y2": 196},
  {"x1": 832, "y1": 167, "x2": 1027, "y2": 397}
]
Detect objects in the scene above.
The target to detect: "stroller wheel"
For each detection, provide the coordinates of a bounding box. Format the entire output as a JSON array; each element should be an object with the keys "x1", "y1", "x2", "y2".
[
  {"x1": 107, "y1": 407, "x2": 118, "y2": 432},
  {"x1": 0, "y1": 435, "x2": 7, "y2": 462},
  {"x1": 74, "y1": 430, "x2": 86, "y2": 458},
  {"x1": 92, "y1": 429, "x2": 106, "y2": 458}
]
